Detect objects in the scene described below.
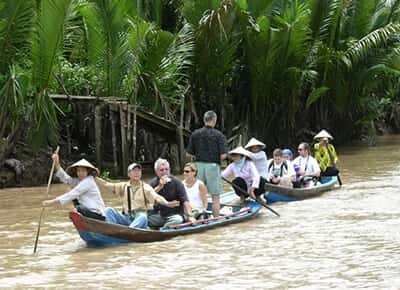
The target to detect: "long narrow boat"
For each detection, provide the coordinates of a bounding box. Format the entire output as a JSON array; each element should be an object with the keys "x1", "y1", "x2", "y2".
[
  {"x1": 69, "y1": 200, "x2": 261, "y2": 246},
  {"x1": 264, "y1": 176, "x2": 339, "y2": 203}
]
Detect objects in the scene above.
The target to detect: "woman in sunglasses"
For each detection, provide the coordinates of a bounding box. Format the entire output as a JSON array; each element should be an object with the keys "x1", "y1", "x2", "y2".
[{"x1": 182, "y1": 162, "x2": 208, "y2": 219}]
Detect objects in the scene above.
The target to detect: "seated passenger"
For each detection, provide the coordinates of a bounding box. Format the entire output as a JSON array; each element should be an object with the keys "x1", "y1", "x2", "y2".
[
  {"x1": 148, "y1": 158, "x2": 196, "y2": 228},
  {"x1": 266, "y1": 148, "x2": 296, "y2": 188},
  {"x1": 222, "y1": 146, "x2": 266, "y2": 204},
  {"x1": 244, "y1": 138, "x2": 268, "y2": 179},
  {"x1": 293, "y1": 142, "x2": 321, "y2": 187},
  {"x1": 282, "y1": 148, "x2": 301, "y2": 184},
  {"x1": 182, "y1": 162, "x2": 208, "y2": 219},
  {"x1": 96, "y1": 163, "x2": 178, "y2": 229},
  {"x1": 313, "y1": 129, "x2": 339, "y2": 177},
  {"x1": 42, "y1": 153, "x2": 106, "y2": 220}
]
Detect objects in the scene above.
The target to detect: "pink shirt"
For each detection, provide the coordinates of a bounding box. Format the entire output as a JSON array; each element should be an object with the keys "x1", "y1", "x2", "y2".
[{"x1": 222, "y1": 160, "x2": 260, "y2": 192}]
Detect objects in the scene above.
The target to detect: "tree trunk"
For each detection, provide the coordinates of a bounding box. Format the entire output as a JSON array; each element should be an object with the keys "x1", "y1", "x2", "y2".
[
  {"x1": 110, "y1": 107, "x2": 119, "y2": 175},
  {"x1": 95, "y1": 104, "x2": 103, "y2": 169},
  {"x1": 120, "y1": 103, "x2": 128, "y2": 173},
  {"x1": 177, "y1": 94, "x2": 185, "y2": 171},
  {"x1": 132, "y1": 105, "x2": 137, "y2": 162}
]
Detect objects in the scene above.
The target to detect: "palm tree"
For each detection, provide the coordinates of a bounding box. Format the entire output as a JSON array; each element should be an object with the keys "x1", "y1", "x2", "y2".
[{"x1": 0, "y1": 0, "x2": 74, "y2": 164}]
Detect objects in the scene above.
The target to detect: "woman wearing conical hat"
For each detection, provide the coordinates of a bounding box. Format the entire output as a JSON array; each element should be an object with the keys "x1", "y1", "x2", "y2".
[
  {"x1": 245, "y1": 137, "x2": 268, "y2": 179},
  {"x1": 42, "y1": 153, "x2": 106, "y2": 220},
  {"x1": 313, "y1": 129, "x2": 339, "y2": 177},
  {"x1": 222, "y1": 146, "x2": 267, "y2": 204}
]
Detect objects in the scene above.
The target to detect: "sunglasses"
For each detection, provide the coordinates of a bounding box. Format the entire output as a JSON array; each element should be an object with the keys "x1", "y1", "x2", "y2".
[
  {"x1": 183, "y1": 170, "x2": 192, "y2": 173},
  {"x1": 298, "y1": 148, "x2": 304, "y2": 151}
]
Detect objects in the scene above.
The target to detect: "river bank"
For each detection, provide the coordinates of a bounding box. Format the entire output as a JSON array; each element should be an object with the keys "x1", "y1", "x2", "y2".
[{"x1": 0, "y1": 120, "x2": 396, "y2": 189}]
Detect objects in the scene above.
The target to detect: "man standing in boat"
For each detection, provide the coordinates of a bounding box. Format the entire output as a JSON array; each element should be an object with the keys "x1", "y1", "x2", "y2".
[{"x1": 187, "y1": 110, "x2": 227, "y2": 217}]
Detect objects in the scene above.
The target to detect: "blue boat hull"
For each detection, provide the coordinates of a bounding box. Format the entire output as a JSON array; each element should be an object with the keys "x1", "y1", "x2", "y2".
[
  {"x1": 265, "y1": 176, "x2": 338, "y2": 204},
  {"x1": 70, "y1": 200, "x2": 261, "y2": 246}
]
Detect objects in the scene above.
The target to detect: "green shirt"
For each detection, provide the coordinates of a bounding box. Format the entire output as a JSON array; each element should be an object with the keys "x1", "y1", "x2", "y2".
[{"x1": 314, "y1": 143, "x2": 338, "y2": 172}]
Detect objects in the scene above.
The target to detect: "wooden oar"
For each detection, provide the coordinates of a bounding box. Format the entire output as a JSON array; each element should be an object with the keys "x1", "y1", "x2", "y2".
[
  {"x1": 337, "y1": 174, "x2": 343, "y2": 186},
  {"x1": 221, "y1": 176, "x2": 280, "y2": 217},
  {"x1": 33, "y1": 146, "x2": 60, "y2": 254}
]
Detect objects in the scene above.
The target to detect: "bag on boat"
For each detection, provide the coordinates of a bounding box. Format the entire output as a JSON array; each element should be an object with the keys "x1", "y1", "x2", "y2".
[{"x1": 73, "y1": 199, "x2": 105, "y2": 221}]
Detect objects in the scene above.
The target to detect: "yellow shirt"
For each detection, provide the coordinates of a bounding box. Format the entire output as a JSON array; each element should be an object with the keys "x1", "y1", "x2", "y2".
[
  {"x1": 314, "y1": 143, "x2": 338, "y2": 172},
  {"x1": 114, "y1": 181, "x2": 159, "y2": 213}
]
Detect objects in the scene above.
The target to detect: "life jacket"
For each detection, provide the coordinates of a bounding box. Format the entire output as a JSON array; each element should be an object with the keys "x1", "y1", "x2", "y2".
[{"x1": 268, "y1": 160, "x2": 288, "y2": 177}]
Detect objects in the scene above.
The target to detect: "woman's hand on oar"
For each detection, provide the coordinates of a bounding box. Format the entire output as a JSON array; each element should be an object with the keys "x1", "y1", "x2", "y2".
[
  {"x1": 33, "y1": 146, "x2": 60, "y2": 254},
  {"x1": 221, "y1": 176, "x2": 280, "y2": 217}
]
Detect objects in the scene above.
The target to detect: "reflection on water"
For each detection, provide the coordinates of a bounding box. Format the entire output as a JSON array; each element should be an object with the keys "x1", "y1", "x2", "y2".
[{"x1": 1, "y1": 135, "x2": 400, "y2": 289}]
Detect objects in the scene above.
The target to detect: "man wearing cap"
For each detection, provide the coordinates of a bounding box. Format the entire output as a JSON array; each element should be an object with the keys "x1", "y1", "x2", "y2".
[
  {"x1": 282, "y1": 148, "x2": 301, "y2": 185},
  {"x1": 96, "y1": 162, "x2": 179, "y2": 229},
  {"x1": 187, "y1": 110, "x2": 227, "y2": 217},
  {"x1": 148, "y1": 158, "x2": 196, "y2": 228},
  {"x1": 42, "y1": 153, "x2": 106, "y2": 220},
  {"x1": 245, "y1": 137, "x2": 268, "y2": 178},
  {"x1": 313, "y1": 129, "x2": 339, "y2": 177}
]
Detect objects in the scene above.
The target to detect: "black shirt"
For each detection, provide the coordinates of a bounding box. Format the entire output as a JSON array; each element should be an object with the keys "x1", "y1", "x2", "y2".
[
  {"x1": 149, "y1": 175, "x2": 188, "y2": 218},
  {"x1": 187, "y1": 126, "x2": 227, "y2": 164}
]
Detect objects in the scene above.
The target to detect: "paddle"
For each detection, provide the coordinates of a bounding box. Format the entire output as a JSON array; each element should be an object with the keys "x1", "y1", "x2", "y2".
[
  {"x1": 33, "y1": 146, "x2": 60, "y2": 254},
  {"x1": 337, "y1": 174, "x2": 343, "y2": 186},
  {"x1": 221, "y1": 176, "x2": 280, "y2": 217}
]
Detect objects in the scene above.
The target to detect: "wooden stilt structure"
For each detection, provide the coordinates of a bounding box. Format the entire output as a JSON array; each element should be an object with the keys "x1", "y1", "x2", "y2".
[{"x1": 50, "y1": 94, "x2": 190, "y2": 177}]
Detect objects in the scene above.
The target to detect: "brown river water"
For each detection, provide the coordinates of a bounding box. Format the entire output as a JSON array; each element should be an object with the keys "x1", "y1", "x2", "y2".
[{"x1": 1, "y1": 135, "x2": 400, "y2": 289}]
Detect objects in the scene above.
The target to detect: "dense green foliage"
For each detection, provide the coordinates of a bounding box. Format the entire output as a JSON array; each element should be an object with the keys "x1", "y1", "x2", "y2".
[{"x1": 1, "y1": 0, "x2": 400, "y2": 163}]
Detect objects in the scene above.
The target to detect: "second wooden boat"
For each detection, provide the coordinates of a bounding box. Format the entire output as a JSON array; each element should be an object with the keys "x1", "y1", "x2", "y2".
[{"x1": 264, "y1": 176, "x2": 338, "y2": 203}]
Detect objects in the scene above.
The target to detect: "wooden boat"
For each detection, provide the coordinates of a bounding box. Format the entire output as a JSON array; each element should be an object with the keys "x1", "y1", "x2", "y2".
[
  {"x1": 69, "y1": 200, "x2": 261, "y2": 246},
  {"x1": 264, "y1": 176, "x2": 338, "y2": 203}
]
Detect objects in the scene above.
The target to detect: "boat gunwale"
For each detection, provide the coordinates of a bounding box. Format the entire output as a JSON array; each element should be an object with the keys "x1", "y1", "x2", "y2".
[
  {"x1": 264, "y1": 176, "x2": 338, "y2": 199},
  {"x1": 69, "y1": 201, "x2": 262, "y2": 244}
]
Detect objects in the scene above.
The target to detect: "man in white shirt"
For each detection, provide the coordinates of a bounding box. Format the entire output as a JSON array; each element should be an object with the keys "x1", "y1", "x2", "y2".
[
  {"x1": 266, "y1": 148, "x2": 296, "y2": 188},
  {"x1": 293, "y1": 142, "x2": 321, "y2": 187}
]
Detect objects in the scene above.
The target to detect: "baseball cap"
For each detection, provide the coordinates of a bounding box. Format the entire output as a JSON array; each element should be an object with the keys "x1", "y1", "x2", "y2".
[{"x1": 127, "y1": 163, "x2": 142, "y2": 172}]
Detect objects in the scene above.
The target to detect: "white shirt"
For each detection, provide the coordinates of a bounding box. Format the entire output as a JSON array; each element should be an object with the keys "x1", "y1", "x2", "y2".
[
  {"x1": 248, "y1": 151, "x2": 268, "y2": 178},
  {"x1": 293, "y1": 155, "x2": 320, "y2": 176},
  {"x1": 183, "y1": 179, "x2": 204, "y2": 209},
  {"x1": 266, "y1": 159, "x2": 296, "y2": 182},
  {"x1": 55, "y1": 168, "x2": 105, "y2": 214}
]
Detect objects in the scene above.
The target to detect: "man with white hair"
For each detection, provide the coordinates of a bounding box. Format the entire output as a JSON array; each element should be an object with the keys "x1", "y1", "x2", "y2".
[
  {"x1": 148, "y1": 158, "x2": 196, "y2": 228},
  {"x1": 187, "y1": 110, "x2": 227, "y2": 217}
]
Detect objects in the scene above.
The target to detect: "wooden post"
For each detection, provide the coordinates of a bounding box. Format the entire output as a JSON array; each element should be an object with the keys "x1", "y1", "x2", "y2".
[
  {"x1": 94, "y1": 104, "x2": 103, "y2": 170},
  {"x1": 177, "y1": 94, "x2": 185, "y2": 171},
  {"x1": 127, "y1": 104, "x2": 131, "y2": 151},
  {"x1": 110, "y1": 106, "x2": 119, "y2": 175},
  {"x1": 120, "y1": 103, "x2": 128, "y2": 173},
  {"x1": 132, "y1": 105, "x2": 137, "y2": 162}
]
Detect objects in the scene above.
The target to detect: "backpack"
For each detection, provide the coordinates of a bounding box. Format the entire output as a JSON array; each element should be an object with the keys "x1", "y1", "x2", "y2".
[{"x1": 268, "y1": 160, "x2": 288, "y2": 177}]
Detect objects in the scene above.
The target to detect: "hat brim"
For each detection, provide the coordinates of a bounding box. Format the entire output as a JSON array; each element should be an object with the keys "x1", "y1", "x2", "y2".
[{"x1": 66, "y1": 165, "x2": 100, "y2": 177}]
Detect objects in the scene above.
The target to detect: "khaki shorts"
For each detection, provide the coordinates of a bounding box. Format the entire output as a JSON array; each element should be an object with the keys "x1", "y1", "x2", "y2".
[{"x1": 196, "y1": 162, "x2": 223, "y2": 195}]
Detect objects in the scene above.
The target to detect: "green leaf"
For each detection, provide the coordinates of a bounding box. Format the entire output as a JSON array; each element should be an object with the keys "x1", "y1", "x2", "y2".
[{"x1": 306, "y1": 86, "x2": 329, "y2": 108}]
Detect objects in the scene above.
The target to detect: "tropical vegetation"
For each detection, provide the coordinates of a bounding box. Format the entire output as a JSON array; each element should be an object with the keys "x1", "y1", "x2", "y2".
[{"x1": 1, "y1": 0, "x2": 400, "y2": 166}]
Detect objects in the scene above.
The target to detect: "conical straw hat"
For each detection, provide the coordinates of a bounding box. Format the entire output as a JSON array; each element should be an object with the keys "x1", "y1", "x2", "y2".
[
  {"x1": 228, "y1": 146, "x2": 252, "y2": 159},
  {"x1": 66, "y1": 159, "x2": 100, "y2": 177},
  {"x1": 245, "y1": 137, "x2": 266, "y2": 149},
  {"x1": 313, "y1": 129, "x2": 333, "y2": 140}
]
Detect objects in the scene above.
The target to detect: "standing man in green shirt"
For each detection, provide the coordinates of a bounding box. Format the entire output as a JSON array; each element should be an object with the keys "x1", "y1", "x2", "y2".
[{"x1": 187, "y1": 110, "x2": 227, "y2": 217}]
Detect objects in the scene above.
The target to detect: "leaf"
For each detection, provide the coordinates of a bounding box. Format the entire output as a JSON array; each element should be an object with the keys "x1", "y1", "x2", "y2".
[{"x1": 306, "y1": 86, "x2": 329, "y2": 108}]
